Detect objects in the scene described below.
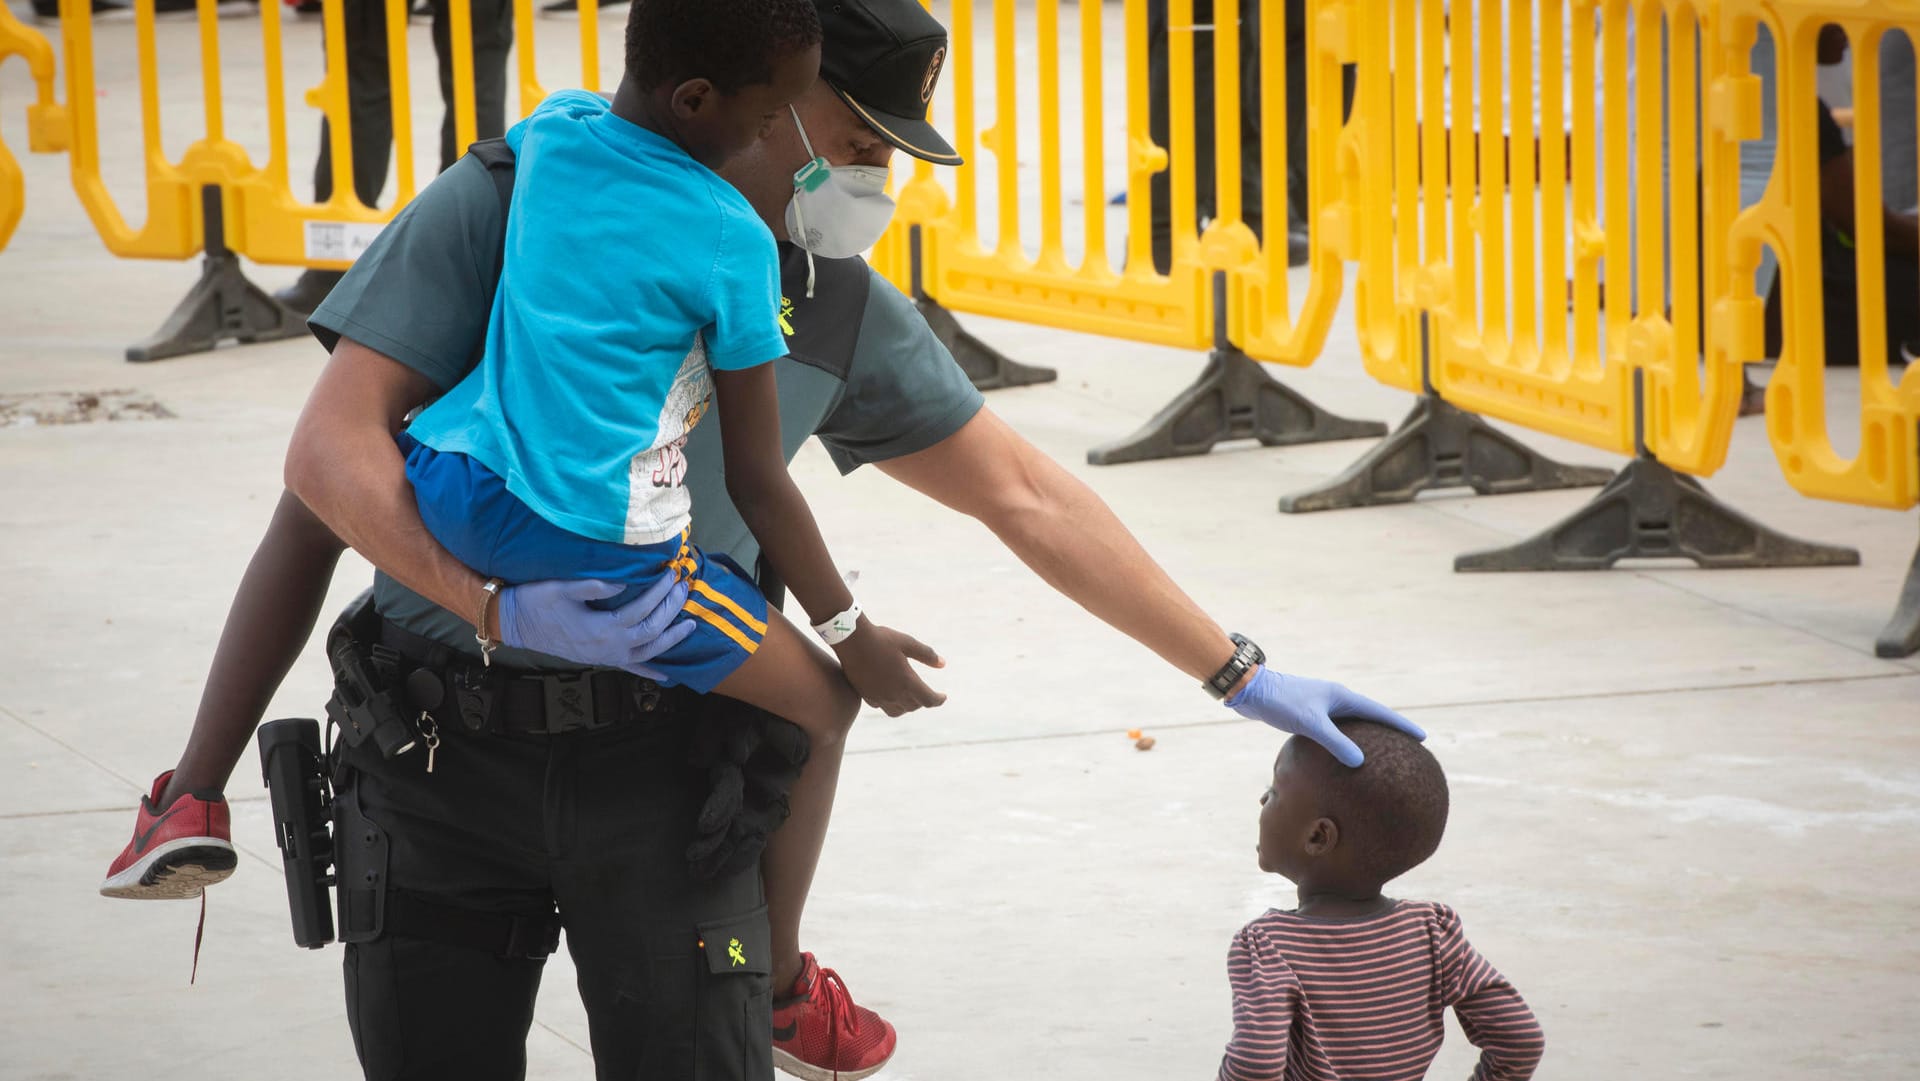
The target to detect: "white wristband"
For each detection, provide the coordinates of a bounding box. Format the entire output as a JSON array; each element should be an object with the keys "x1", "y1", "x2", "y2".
[{"x1": 812, "y1": 601, "x2": 863, "y2": 646}]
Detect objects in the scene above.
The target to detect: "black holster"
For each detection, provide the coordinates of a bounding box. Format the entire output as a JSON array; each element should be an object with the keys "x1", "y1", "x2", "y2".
[{"x1": 325, "y1": 589, "x2": 422, "y2": 760}]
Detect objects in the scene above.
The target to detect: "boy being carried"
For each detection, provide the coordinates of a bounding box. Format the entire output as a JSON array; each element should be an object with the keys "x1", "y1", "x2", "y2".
[{"x1": 398, "y1": 0, "x2": 943, "y2": 903}]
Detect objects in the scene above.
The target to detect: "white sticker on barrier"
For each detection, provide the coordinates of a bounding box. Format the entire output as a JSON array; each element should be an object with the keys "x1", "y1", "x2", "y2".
[{"x1": 303, "y1": 221, "x2": 385, "y2": 262}]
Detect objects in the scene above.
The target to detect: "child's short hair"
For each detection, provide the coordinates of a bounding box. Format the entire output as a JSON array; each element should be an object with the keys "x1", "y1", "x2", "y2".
[
  {"x1": 626, "y1": 0, "x2": 824, "y2": 94},
  {"x1": 1311, "y1": 720, "x2": 1450, "y2": 885}
]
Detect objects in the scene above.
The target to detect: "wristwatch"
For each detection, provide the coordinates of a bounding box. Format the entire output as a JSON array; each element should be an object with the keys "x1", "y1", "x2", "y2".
[{"x1": 1203, "y1": 633, "x2": 1264, "y2": 700}]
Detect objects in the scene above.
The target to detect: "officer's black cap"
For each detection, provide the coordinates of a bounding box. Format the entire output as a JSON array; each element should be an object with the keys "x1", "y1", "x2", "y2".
[{"x1": 817, "y1": 0, "x2": 963, "y2": 165}]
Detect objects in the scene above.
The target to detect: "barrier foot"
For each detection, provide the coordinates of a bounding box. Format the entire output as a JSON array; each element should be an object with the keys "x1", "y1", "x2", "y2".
[
  {"x1": 1087, "y1": 346, "x2": 1387, "y2": 465},
  {"x1": 1277, "y1": 394, "x2": 1615, "y2": 513},
  {"x1": 905, "y1": 224, "x2": 1056, "y2": 392},
  {"x1": 1876, "y1": 528, "x2": 1920, "y2": 658},
  {"x1": 1454, "y1": 456, "x2": 1862, "y2": 572},
  {"x1": 126, "y1": 252, "x2": 306, "y2": 362},
  {"x1": 126, "y1": 185, "x2": 306, "y2": 363},
  {"x1": 914, "y1": 297, "x2": 1058, "y2": 391}
]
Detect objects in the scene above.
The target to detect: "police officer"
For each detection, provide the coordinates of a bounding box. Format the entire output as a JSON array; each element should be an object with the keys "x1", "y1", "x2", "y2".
[{"x1": 273, "y1": 2, "x2": 1419, "y2": 1078}]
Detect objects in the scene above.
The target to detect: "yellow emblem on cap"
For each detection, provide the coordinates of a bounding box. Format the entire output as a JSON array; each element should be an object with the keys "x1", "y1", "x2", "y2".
[{"x1": 922, "y1": 46, "x2": 947, "y2": 104}]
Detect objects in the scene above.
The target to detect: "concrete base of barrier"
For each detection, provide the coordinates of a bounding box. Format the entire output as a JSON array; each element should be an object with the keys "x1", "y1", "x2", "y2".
[
  {"x1": 1877, "y1": 529, "x2": 1920, "y2": 658},
  {"x1": 125, "y1": 187, "x2": 307, "y2": 363},
  {"x1": 1276, "y1": 394, "x2": 1615, "y2": 513},
  {"x1": 124, "y1": 250, "x2": 304, "y2": 363},
  {"x1": 1086, "y1": 347, "x2": 1387, "y2": 466},
  {"x1": 1453, "y1": 456, "x2": 1863, "y2": 573},
  {"x1": 914, "y1": 297, "x2": 1058, "y2": 391}
]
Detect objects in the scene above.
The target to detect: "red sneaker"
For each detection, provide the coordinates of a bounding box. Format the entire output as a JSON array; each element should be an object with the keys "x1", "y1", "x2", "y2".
[
  {"x1": 771, "y1": 952, "x2": 898, "y2": 1081},
  {"x1": 100, "y1": 771, "x2": 236, "y2": 899}
]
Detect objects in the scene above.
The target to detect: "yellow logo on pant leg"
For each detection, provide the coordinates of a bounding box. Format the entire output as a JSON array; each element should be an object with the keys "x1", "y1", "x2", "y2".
[
  {"x1": 778, "y1": 296, "x2": 796, "y2": 336},
  {"x1": 728, "y1": 938, "x2": 747, "y2": 967}
]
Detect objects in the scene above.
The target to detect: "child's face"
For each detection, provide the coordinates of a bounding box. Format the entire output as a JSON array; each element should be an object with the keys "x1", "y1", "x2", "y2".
[
  {"x1": 676, "y1": 44, "x2": 823, "y2": 171},
  {"x1": 1256, "y1": 743, "x2": 1320, "y2": 879}
]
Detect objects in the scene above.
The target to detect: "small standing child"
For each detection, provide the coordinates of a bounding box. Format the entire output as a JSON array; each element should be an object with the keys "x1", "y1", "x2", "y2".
[{"x1": 1220, "y1": 721, "x2": 1545, "y2": 1081}]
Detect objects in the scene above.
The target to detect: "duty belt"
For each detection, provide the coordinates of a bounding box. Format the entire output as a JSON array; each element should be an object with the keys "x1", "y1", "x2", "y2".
[{"x1": 379, "y1": 619, "x2": 690, "y2": 737}]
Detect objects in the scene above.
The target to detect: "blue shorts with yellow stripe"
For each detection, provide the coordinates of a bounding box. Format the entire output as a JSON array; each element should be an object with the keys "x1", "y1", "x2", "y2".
[{"x1": 401, "y1": 436, "x2": 766, "y2": 694}]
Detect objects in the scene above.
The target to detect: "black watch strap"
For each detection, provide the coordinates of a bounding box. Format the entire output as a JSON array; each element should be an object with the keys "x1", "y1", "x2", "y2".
[{"x1": 1204, "y1": 633, "x2": 1265, "y2": 700}]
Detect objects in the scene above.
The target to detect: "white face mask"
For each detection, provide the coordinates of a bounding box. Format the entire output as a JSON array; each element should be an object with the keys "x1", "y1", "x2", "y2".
[{"x1": 784, "y1": 107, "x2": 897, "y2": 273}]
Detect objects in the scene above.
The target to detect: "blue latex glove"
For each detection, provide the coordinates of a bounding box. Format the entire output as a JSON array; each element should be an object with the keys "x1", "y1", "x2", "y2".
[
  {"x1": 498, "y1": 574, "x2": 695, "y2": 680},
  {"x1": 1224, "y1": 666, "x2": 1425, "y2": 767}
]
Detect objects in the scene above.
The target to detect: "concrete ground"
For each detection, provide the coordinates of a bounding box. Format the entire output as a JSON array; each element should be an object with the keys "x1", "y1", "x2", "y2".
[{"x1": 4, "y1": 5, "x2": 1920, "y2": 1080}]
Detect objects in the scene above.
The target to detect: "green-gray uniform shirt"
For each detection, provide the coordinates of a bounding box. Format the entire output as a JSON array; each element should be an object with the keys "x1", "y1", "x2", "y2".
[{"x1": 309, "y1": 153, "x2": 984, "y2": 670}]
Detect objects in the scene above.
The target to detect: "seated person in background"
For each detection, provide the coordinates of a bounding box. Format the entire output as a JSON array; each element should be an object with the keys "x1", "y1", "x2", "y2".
[{"x1": 1218, "y1": 721, "x2": 1545, "y2": 1081}]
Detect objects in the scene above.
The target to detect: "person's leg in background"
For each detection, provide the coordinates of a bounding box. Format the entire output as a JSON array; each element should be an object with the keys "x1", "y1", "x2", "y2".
[
  {"x1": 1880, "y1": 32, "x2": 1917, "y2": 215},
  {"x1": 1279, "y1": 0, "x2": 1318, "y2": 264},
  {"x1": 433, "y1": 0, "x2": 516, "y2": 171},
  {"x1": 1148, "y1": 0, "x2": 1220, "y2": 275},
  {"x1": 279, "y1": 0, "x2": 395, "y2": 315},
  {"x1": 1234, "y1": 0, "x2": 1286, "y2": 262},
  {"x1": 1883, "y1": 243, "x2": 1920, "y2": 365},
  {"x1": 1877, "y1": 29, "x2": 1917, "y2": 367},
  {"x1": 1741, "y1": 25, "x2": 1781, "y2": 413}
]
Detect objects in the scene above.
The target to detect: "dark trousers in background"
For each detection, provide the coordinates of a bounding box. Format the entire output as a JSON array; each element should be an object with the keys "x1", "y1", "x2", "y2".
[
  {"x1": 333, "y1": 708, "x2": 773, "y2": 1081},
  {"x1": 314, "y1": 0, "x2": 514, "y2": 206},
  {"x1": 1146, "y1": 0, "x2": 1273, "y2": 274},
  {"x1": 1764, "y1": 226, "x2": 1920, "y2": 369}
]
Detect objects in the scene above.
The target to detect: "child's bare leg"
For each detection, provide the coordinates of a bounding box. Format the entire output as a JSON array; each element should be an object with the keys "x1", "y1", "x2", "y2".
[
  {"x1": 160, "y1": 491, "x2": 346, "y2": 804},
  {"x1": 709, "y1": 612, "x2": 859, "y2": 991}
]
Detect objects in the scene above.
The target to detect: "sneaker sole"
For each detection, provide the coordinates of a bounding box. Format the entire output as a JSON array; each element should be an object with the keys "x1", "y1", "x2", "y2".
[
  {"x1": 773, "y1": 1047, "x2": 892, "y2": 1081},
  {"x1": 99, "y1": 838, "x2": 237, "y2": 900}
]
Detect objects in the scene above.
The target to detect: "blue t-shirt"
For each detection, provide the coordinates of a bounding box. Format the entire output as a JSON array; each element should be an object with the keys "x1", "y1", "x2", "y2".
[{"x1": 405, "y1": 89, "x2": 787, "y2": 545}]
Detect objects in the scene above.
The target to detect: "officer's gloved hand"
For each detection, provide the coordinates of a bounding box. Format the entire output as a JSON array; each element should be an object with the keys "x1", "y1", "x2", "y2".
[
  {"x1": 685, "y1": 705, "x2": 811, "y2": 881},
  {"x1": 1225, "y1": 666, "x2": 1425, "y2": 767},
  {"x1": 498, "y1": 574, "x2": 695, "y2": 679}
]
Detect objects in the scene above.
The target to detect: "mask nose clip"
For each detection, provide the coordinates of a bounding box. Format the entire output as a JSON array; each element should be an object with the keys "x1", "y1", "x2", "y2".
[
  {"x1": 793, "y1": 157, "x2": 831, "y2": 194},
  {"x1": 783, "y1": 104, "x2": 897, "y2": 294}
]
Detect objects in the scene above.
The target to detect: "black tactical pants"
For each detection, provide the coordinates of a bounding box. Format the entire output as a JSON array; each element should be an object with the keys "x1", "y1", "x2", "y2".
[{"x1": 333, "y1": 705, "x2": 773, "y2": 1081}]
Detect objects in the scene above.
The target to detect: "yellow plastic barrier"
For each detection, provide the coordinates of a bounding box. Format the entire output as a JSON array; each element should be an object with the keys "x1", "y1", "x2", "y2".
[
  {"x1": 1352, "y1": 0, "x2": 1834, "y2": 465},
  {"x1": 1220, "y1": 0, "x2": 1352, "y2": 366},
  {"x1": 885, "y1": 0, "x2": 1265, "y2": 352},
  {"x1": 879, "y1": 0, "x2": 1386, "y2": 459},
  {"x1": 1724, "y1": 0, "x2": 1920, "y2": 511},
  {"x1": 1331, "y1": 0, "x2": 1756, "y2": 471},
  {"x1": 1723, "y1": 0, "x2": 1919, "y2": 655},
  {"x1": 44, "y1": 0, "x2": 475, "y2": 268},
  {"x1": 1293, "y1": 0, "x2": 1859, "y2": 577},
  {"x1": 22, "y1": 0, "x2": 637, "y2": 270},
  {"x1": 0, "y1": 7, "x2": 60, "y2": 252},
  {"x1": 12, "y1": 0, "x2": 622, "y2": 357}
]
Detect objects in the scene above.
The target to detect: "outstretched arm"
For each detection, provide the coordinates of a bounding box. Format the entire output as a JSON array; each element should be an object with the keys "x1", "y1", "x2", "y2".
[
  {"x1": 877, "y1": 409, "x2": 1421, "y2": 761},
  {"x1": 877, "y1": 408, "x2": 1239, "y2": 684}
]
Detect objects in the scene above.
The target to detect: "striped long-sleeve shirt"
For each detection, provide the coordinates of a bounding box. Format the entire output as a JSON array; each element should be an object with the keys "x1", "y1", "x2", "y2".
[{"x1": 1217, "y1": 900, "x2": 1544, "y2": 1081}]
